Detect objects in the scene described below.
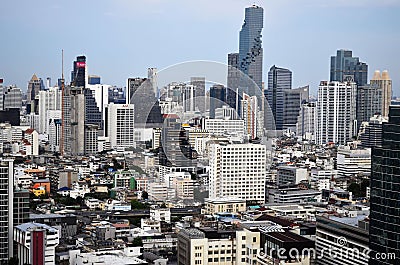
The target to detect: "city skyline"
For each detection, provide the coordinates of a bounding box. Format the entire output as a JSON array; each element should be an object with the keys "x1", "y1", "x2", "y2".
[{"x1": 1, "y1": 0, "x2": 399, "y2": 95}]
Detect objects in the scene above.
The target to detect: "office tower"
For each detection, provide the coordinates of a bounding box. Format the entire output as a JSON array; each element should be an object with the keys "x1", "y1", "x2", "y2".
[
  {"x1": 182, "y1": 84, "x2": 195, "y2": 112},
  {"x1": 330, "y1": 49, "x2": 368, "y2": 85},
  {"x1": 227, "y1": 53, "x2": 239, "y2": 91},
  {"x1": 238, "y1": 5, "x2": 264, "y2": 96},
  {"x1": 47, "y1": 110, "x2": 62, "y2": 152},
  {"x1": 84, "y1": 88, "x2": 103, "y2": 130},
  {"x1": 158, "y1": 115, "x2": 197, "y2": 177},
  {"x1": 190, "y1": 77, "x2": 206, "y2": 113},
  {"x1": 0, "y1": 79, "x2": 3, "y2": 111},
  {"x1": 13, "y1": 189, "x2": 29, "y2": 226},
  {"x1": 148, "y1": 68, "x2": 158, "y2": 98},
  {"x1": 105, "y1": 103, "x2": 135, "y2": 149},
  {"x1": 71, "y1": 55, "x2": 87, "y2": 87},
  {"x1": 371, "y1": 70, "x2": 392, "y2": 118},
  {"x1": 317, "y1": 81, "x2": 357, "y2": 145},
  {"x1": 266, "y1": 65, "x2": 292, "y2": 130},
  {"x1": 86, "y1": 84, "x2": 111, "y2": 123},
  {"x1": 316, "y1": 216, "x2": 369, "y2": 265},
  {"x1": 209, "y1": 143, "x2": 266, "y2": 203},
  {"x1": 14, "y1": 223, "x2": 60, "y2": 265},
  {"x1": 241, "y1": 93, "x2": 258, "y2": 139},
  {"x1": 62, "y1": 86, "x2": 85, "y2": 156},
  {"x1": 0, "y1": 159, "x2": 15, "y2": 261},
  {"x1": 126, "y1": 77, "x2": 159, "y2": 125},
  {"x1": 126, "y1": 77, "x2": 146, "y2": 104},
  {"x1": 88, "y1": 75, "x2": 101, "y2": 85},
  {"x1": 356, "y1": 84, "x2": 382, "y2": 130},
  {"x1": 358, "y1": 115, "x2": 387, "y2": 148},
  {"x1": 84, "y1": 124, "x2": 98, "y2": 155},
  {"x1": 369, "y1": 106, "x2": 400, "y2": 264},
  {"x1": 282, "y1": 86, "x2": 309, "y2": 130},
  {"x1": 27, "y1": 74, "x2": 44, "y2": 114},
  {"x1": 38, "y1": 87, "x2": 62, "y2": 134},
  {"x1": 226, "y1": 53, "x2": 240, "y2": 110},
  {"x1": 12, "y1": 188, "x2": 29, "y2": 259},
  {"x1": 69, "y1": 55, "x2": 102, "y2": 131},
  {"x1": 2, "y1": 86, "x2": 22, "y2": 111},
  {"x1": 209, "y1": 84, "x2": 226, "y2": 118},
  {"x1": 215, "y1": 105, "x2": 238, "y2": 120},
  {"x1": 296, "y1": 102, "x2": 317, "y2": 140}
]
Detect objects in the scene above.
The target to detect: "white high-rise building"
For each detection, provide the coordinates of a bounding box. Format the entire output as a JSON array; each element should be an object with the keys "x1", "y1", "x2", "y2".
[
  {"x1": 148, "y1": 67, "x2": 158, "y2": 98},
  {"x1": 0, "y1": 159, "x2": 14, "y2": 261},
  {"x1": 2, "y1": 86, "x2": 22, "y2": 110},
  {"x1": 106, "y1": 103, "x2": 135, "y2": 149},
  {"x1": 317, "y1": 81, "x2": 356, "y2": 145},
  {"x1": 209, "y1": 143, "x2": 266, "y2": 203},
  {"x1": 14, "y1": 223, "x2": 60, "y2": 265},
  {"x1": 296, "y1": 102, "x2": 317, "y2": 140},
  {"x1": 47, "y1": 110, "x2": 62, "y2": 152},
  {"x1": 182, "y1": 85, "x2": 195, "y2": 112},
  {"x1": 38, "y1": 87, "x2": 61, "y2": 134}
]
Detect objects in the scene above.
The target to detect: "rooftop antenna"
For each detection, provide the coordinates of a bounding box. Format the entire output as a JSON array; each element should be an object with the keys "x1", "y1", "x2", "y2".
[
  {"x1": 62, "y1": 49, "x2": 64, "y2": 80},
  {"x1": 61, "y1": 49, "x2": 65, "y2": 156}
]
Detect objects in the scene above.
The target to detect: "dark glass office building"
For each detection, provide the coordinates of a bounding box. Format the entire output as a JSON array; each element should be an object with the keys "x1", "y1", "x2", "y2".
[
  {"x1": 84, "y1": 88, "x2": 103, "y2": 130},
  {"x1": 238, "y1": 5, "x2": 263, "y2": 97},
  {"x1": 266, "y1": 65, "x2": 292, "y2": 130},
  {"x1": 369, "y1": 105, "x2": 400, "y2": 264},
  {"x1": 71, "y1": 55, "x2": 86, "y2": 87},
  {"x1": 330, "y1": 49, "x2": 368, "y2": 86},
  {"x1": 209, "y1": 84, "x2": 226, "y2": 119}
]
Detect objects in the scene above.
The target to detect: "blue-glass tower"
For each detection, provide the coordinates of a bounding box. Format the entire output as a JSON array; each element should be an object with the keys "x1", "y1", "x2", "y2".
[
  {"x1": 330, "y1": 49, "x2": 368, "y2": 86},
  {"x1": 239, "y1": 5, "x2": 264, "y2": 97}
]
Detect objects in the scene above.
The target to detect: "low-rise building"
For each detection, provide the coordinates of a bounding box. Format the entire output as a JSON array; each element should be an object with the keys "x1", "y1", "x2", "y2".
[
  {"x1": 14, "y1": 223, "x2": 60, "y2": 265},
  {"x1": 202, "y1": 197, "x2": 246, "y2": 215}
]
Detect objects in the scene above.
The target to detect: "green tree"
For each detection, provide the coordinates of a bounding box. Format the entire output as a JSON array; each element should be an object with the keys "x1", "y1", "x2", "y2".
[
  {"x1": 131, "y1": 237, "x2": 143, "y2": 247},
  {"x1": 131, "y1": 200, "x2": 148, "y2": 209},
  {"x1": 348, "y1": 182, "x2": 361, "y2": 198}
]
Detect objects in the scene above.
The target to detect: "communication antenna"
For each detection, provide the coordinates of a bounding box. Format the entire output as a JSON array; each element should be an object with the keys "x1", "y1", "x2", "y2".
[{"x1": 60, "y1": 49, "x2": 65, "y2": 156}]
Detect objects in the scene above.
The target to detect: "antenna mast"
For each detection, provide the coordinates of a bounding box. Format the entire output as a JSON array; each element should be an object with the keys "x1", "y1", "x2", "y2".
[{"x1": 60, "y1": 49, "x2": 65, "y2": 156}]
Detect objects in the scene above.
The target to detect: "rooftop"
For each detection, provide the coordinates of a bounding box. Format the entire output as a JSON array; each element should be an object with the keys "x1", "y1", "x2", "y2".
[{"x1": 16, "y1": 222, "x2": 58, "y2": 233}]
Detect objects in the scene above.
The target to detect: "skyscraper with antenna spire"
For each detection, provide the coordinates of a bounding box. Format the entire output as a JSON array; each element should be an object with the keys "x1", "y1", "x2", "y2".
[{"x1": 238, "y1": 4, "x2": 264, "y2": 96}]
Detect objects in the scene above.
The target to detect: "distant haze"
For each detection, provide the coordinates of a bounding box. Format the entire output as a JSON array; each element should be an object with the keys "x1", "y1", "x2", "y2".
[{"x1": 0, "y1": 0, "x2": 399, "y2": 95}]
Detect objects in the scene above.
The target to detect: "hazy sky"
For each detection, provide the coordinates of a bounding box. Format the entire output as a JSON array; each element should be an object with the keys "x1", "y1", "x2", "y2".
[{"x1": 1, "y1": 0, "x2": 399, "y2": 95}]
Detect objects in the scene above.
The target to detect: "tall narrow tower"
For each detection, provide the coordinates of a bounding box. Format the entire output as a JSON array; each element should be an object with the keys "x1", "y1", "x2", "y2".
[
  {"x1": 238, "y1": 5, "x2": 264, "y2": 96},
  {"x1": 371, "y1": 70, "x2": 392, "y2": 118}
]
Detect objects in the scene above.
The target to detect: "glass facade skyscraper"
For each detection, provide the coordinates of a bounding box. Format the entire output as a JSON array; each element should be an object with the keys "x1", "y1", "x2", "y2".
[
  {"x1": 209, "y1": 84, "x2": 226, "y2": 119},
  {"x1": 238, "y1": 5, "x2": 263, "y2": 97},
  {"x1": 369, "y1": 105, "x2": 400, "y2": 264},
  {"x1": 266, "y1": 65, "x2": 292, "y2": 130},
  {"x1": 330, "y1": 49, "x2": 368, "y2": 86},
  {"x1": 71, "y1": 55, "x2": 87, "y2": 87}
]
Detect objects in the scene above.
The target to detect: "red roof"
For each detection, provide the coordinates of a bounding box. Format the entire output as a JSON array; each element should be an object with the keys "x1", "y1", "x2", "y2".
[{"x1": 25, "y1": 128, "x2": 35, "y2": 134}]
